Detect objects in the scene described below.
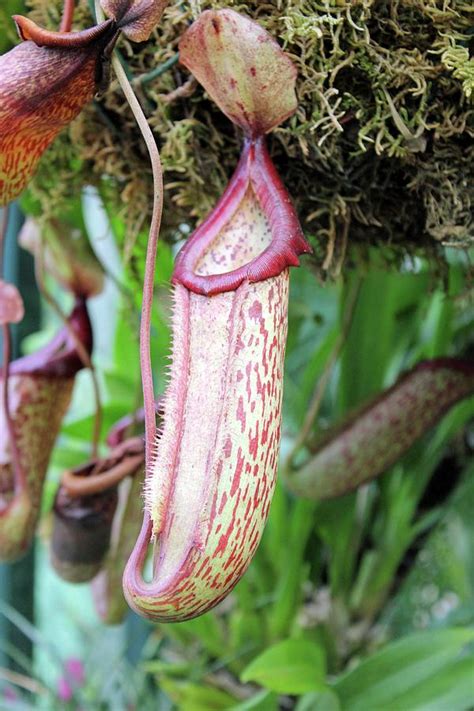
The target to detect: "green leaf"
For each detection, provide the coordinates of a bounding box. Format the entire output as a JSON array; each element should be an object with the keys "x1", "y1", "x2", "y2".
[
  {"x1": 229, "y1": 610, "x2": 264, "y2": 656},
  {"x1": 269, "y1": 500, "x2": 315, "y2": 639},
  {"x1": 231, "y1": 690, "x2": 278, "y2": 710},
  {"x1": 296, "y1": 689, "x2": 341, "y2": 711},
  {"x1": 142, "y1": 660, "x2": 194, "y2": 678},
  {"x1": 0, "y1": 1, "x2": 26, "y2": 52},
  {"x1": 178, "y1": 614, "x2": 227, "y2": 658},
  {"x1": 241, "y1": 639, "x2": 326, "y2": 694},
  {"x1": 383, "y1": 461, "x2": 474, "y2": 636},
  {"x1": 333, "y1": 627, "x2": 474, "y2": 711},
  {"x1": 385, "y1": 654, "x2": 474, "y2": 711},
  {"x1": 160, "y1": 679, "x2": 237, "y2": 711},
  {"x1": 61, "y1": 402, "x2": 129, "y2": 442}
]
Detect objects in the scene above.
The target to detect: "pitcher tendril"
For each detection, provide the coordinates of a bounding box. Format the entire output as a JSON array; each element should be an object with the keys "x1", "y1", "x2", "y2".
[
  {"x1": 59, "y1": 0, "x2": 76, "y2": 34},
  {"x1": 95, "y1": 0, "x2": 164, "y2": 467}
]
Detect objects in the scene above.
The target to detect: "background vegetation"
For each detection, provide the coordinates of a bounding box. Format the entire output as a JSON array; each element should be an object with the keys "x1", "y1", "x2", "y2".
[
  {"x1": 2, "y1": 209, "x2": 473, "y2": 709},
  {"x1": 1, "y1": 1, "x2": 473, "y2": 709}
]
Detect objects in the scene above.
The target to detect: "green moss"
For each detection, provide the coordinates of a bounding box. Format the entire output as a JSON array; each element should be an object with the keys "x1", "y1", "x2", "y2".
[
  {"x1": 441, "y1": 43, "x2": 474, "y2": 99},
  {"x1": 24, "y1": 0, "x2": 474, "y2": 275}
]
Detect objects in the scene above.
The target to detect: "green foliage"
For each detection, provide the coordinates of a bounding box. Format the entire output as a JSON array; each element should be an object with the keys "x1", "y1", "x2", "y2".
[
  {"x1": 296, "y1": 689, "x2": 341, "y2": 711},
  {"x1": 332, "y1": 627, "x2": 474, "y2": 711},
  {"x1": 0, "y1": 182, "x2": 471, "y2": 710},
  {"x1": 240, "y1": 639, "x2": 326, "y2": 695},
  {"x1": 384, "y1": 463, "x2": 474, "y2": 636},
  {"x1": 0, "y1": 1, "x2": 25, "y2": 52},
  {"x1": 159, "y1": 679, "x2": 237, "y2": 711},
  {"x1": 441, "y1": 44, "x2": 474, "y2": 99}
]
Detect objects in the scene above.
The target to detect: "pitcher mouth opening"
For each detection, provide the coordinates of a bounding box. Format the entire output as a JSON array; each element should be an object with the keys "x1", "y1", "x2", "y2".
[
  {"x1": 172, "y1": 137, "x2": 310, "y2": 297},
  {"x1": 193, "y1": 183, "x2": 273, "y2": 278}
]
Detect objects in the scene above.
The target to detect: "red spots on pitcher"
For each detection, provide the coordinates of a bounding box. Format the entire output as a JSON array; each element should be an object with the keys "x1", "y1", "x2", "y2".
[
  {"x1": 230, "y1": 448, "x2": 244, "y2": 497},
  {"x1": 249, "y1": 422, "x2": 259, "y2": 460},
  {"x1": 249, "y1": 300, "x2": 262, "y2": 320},
  {"x1": 236, "y1": 397, "x2": 246, "y2": 433}
]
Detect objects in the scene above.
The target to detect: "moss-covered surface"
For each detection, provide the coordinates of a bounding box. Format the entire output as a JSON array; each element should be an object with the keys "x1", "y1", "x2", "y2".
[{"x1": 23, "y1": 0, "x2": 474, "y2": 274}]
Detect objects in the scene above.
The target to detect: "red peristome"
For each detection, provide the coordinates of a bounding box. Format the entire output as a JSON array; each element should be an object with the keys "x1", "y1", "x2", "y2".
[
  {"x1": 13, "y1": 16, "x2": 115, "y2": 48},
  {"x1": 10, "y1": 299, "x2": 92, "y2": 378},
  {"x1": 173, "y1": 136, "x2": 311, "y2": 296}
]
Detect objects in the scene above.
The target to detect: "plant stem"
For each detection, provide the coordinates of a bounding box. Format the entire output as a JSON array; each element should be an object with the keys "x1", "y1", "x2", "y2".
[
  {"x1": 115, "y1": 53, "x2": 164, "y2": 464},
  {"x1": 59, "y1": 0, "x2": 75, "y2": 33},
  {"x1": 95, "y1": 0, "x2": 164, "y2": 466},
  {"x1": 133, "y1": 54, "x2": 179, "y2": 87}
]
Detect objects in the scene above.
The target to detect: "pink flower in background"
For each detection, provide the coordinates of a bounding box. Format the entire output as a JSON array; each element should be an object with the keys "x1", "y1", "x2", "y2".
[
  {"x1": 3, "y1": 685, "x2": 18, "y2": 702},
  {"x1": 57, "y1": 657, "x2": 85, "y2": 702}
]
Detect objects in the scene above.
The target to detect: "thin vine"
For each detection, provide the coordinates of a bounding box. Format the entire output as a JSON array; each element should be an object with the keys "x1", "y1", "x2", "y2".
[
  {"x1": 95, "y1": 0, "x2": 164, "y2": 467},
  {"x1": 59, "y1": 0, "x2": 75, "y2": 33}
]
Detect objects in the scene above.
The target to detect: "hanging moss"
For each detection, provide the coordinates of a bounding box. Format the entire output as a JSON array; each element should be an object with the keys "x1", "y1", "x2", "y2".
[{"x1": 24, "y1": 0, "x2": 473, "y2": 275}]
